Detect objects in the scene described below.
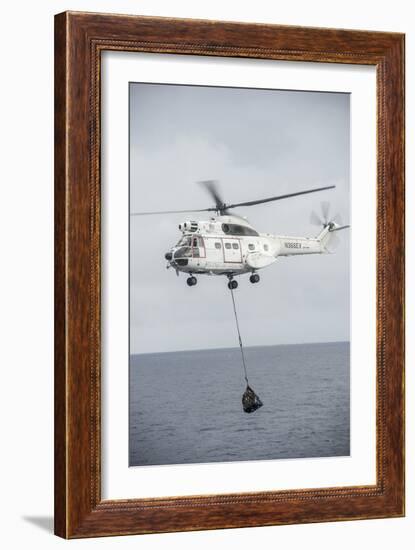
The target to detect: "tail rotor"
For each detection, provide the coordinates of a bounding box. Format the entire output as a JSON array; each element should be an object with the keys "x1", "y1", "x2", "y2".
[
  {"x1": 310, "y1": 201, "x2": 344, "y2": 228},
  {"x1": 310, "y1": 201, "x2": 350, "y2": 252}
]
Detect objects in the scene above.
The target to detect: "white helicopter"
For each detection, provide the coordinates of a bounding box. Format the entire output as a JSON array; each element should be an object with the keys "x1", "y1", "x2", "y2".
[{"x1": 133, "y1": 181, "x2": 350, "y2": 289}]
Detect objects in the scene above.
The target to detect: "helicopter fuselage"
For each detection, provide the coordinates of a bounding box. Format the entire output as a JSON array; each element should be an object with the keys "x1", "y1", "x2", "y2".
[{"x1": 165, "y1": 215, "x2": 332, "y2": 282}]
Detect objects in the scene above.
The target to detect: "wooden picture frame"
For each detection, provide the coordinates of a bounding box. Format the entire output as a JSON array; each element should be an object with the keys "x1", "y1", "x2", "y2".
[{"x1": 54, "y1": 11, "x2": 405, "y2": 538}]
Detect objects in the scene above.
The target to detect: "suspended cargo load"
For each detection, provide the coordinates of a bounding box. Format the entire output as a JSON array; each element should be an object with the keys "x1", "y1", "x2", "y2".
[
  {"x1": 242, "y1": 385, "x2": 263, "y2": 414},
  {"x1": 229, "y1": 286, "x2": 264, "y2": 414}
]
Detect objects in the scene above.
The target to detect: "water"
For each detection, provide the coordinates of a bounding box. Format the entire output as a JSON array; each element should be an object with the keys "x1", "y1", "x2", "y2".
[{"x1": 129, "y1": 342, "x2": 350, "y2": 466}]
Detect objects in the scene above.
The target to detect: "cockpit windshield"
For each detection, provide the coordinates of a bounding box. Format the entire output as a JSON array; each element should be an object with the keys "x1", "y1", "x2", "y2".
[
  {"x1": 174, "y1": 246, "x2": 192, "y2": 258},
  {"x1": 174, "y1": 235, "x2": 204, "y2": 259}
]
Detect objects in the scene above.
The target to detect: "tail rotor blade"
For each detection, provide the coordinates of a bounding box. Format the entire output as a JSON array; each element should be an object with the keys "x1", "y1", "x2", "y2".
[
  {"x1": 321, "y1": 201, "x2": 330, "y2": 225},
  {"x1": 332, "y1": 213, "x2": 344, "y2": 226},
  {"x1": 326, "y1": 232, "x2": 340, "y2": 253},
  {"x1": 310, "y1": 210, "x2": 323, "y2": 226}
]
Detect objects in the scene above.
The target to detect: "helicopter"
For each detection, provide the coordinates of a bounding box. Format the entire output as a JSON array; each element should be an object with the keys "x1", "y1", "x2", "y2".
[{"x1": 132, "y1": 180, "x2": 350, "y2": 290}]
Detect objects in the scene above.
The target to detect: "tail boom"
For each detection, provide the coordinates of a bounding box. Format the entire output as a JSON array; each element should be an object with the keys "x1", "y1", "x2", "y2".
[{"x1": 273, "y1": 222, "x2": 349, "y2": 258}]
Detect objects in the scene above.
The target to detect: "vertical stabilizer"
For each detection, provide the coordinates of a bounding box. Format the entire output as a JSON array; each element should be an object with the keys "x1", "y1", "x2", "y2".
[{"x1": 316, "y1": 225, "x2": 331, "y2": 252}]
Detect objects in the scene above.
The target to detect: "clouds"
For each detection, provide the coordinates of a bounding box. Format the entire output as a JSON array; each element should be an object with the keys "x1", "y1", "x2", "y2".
[{"x1": 130, "y1": 83, "x2": 350, "y2": 353}]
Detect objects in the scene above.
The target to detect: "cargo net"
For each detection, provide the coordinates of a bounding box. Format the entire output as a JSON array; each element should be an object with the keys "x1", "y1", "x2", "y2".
[
  {"x1": 229, "y1": 286, "x2": 264, "y2": 414},
  {"x1": 242, "y1": 385, "x2": 263, "y2": 414}
]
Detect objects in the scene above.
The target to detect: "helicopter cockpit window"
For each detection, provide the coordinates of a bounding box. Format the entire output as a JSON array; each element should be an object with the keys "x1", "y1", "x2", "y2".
[
  {"x1": 174, "y1": 246, "x2": 192, "y2": 258},
  {"x1": 191, "y1": 236, "x2": 204, "y2": 258},
  {"x1": 215, "y1": 242, "x2": 221, "y2": 249},
  {"x1": 221, "y1": 223, "x2": 259, "y2": 236},
  {"x1": 174, "y1": 236, "x2": 192, "y2": 259},
  {"x1": 177, "y1": 236, "x2": 191, "y2": 247},
  {"x1": 175, "y1": 236, "x2": 204, "y2": 259}
]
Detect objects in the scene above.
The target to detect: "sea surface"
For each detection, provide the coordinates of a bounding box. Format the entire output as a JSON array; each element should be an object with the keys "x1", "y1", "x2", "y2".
[{"x1": 129, "y1": 342, "x2": 350, "y2": 466}]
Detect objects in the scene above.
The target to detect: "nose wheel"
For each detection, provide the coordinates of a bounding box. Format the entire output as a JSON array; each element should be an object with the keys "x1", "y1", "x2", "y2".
[
  {"x1": 249, "y1": 273, "x2": 260, "y2": 284},
  {"x1": 186, "y1": 276, "x2": 197, "y2": 287}
]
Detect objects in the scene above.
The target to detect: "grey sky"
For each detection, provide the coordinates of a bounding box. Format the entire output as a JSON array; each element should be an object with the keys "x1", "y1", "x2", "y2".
[{"x1": 130, "y1": 83, "x2": 350, "y2": 354}]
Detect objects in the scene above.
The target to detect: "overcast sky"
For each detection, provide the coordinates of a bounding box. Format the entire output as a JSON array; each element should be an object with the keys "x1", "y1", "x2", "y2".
[{"x1": 130, "y1": 83, "x2": 350, "y2": 354}]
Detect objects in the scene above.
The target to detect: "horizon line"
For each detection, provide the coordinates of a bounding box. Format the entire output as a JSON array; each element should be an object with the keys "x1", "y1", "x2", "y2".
[{"x1": 130, "y1": 340, "x2": 350, "y2": 357}]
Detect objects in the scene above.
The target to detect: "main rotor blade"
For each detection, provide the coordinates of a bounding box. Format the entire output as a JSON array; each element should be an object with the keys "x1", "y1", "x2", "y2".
[
  {"x1": 225, "y1": 185, "x2": 335, "y2": 210},
  {"x1": 131, "y1": 207, "x2": 214, "y2": 216},
  {"x1": 199, "y1": 180, "x2": 225, "y2": 211},
  {"x1": 131, "y1": 184, "x2": 336, "y2": 216}
]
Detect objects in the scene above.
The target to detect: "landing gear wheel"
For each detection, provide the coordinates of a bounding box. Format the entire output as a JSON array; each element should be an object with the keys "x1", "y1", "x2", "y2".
[
  {"x1": 228, "y1": 280, "x2": 238, "y2": 290},
  {"x1": 250, "y1": 273, "x2": 260, "y2": 284},
  {"x1": 187, "y1": 276, "x2": 197, "y2": 287}
]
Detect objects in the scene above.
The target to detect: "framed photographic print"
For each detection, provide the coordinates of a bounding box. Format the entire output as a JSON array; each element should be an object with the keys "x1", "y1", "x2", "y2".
[{"x1": 54, "y1": 11, "x2": 405, "y2": 538}]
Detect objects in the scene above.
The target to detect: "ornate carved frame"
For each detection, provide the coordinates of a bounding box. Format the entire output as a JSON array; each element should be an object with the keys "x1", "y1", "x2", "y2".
[{"x1": 54, "y1": 11, "x2": 405, "y2": 538}]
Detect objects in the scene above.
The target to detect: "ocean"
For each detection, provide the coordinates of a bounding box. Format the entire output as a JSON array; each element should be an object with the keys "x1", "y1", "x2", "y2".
[{"x1": 129, "y1": 342, "x2": 350, "y2": 466}]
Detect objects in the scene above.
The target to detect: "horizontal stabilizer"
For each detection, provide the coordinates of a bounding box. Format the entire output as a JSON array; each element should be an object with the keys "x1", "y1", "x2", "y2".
[{"x1": 246, "y1": 252, "x2": 276, "y2": 269}]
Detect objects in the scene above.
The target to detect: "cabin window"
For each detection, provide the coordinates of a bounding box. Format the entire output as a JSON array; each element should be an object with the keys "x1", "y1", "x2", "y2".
[
  {"x1": 225, "y1": 243, "x2": 232, "y2": 249},
  {"x1": 221, "y1": 223, "x2": 259, "y2": 236},
  {"x1": 215, "y1": 242, "x2": 221, "y2": 249},
  {"x1": 264, "y1": 244, "x2": 269, "y2": 251},
  {"x1": 248, "y1": 243, "x2": 255, "y2": 251},
  {"x1": 232, "y1": 242, "x2": 239, "y2": 249}
]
